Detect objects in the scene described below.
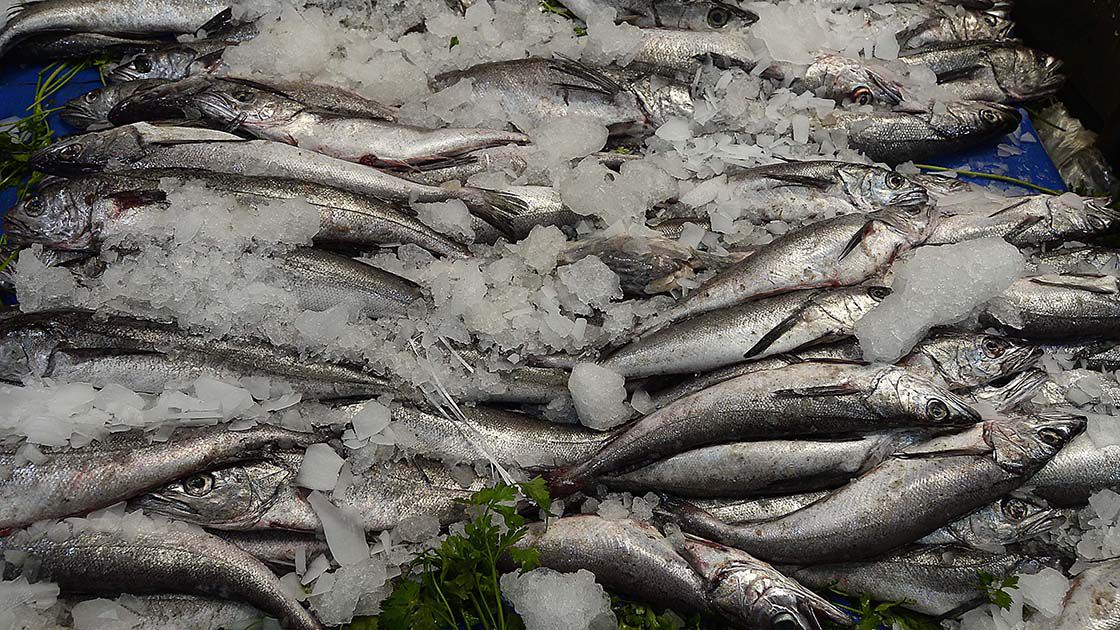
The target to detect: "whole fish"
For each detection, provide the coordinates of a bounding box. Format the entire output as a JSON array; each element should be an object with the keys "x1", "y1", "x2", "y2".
[
  {"x1": 0, "y1": 519, "x2": 322, "y2": 630},
  {"x1": 217, "y1": 531, "x2": 329, "y2": 569},
  {"x1": 61, "y1": 79, "x2": 171, "y2": 130},
  {"x1": 276, "y1": 247, "x2": 425, "y2": 318},
  {"x1": 10, "y1": 31, "x2": 169, "y2": 63},
  {"x1": 28, "y1": 123, "x2": 527, "y2": 236},
  {"x1": 784, "y1": 546, "x2": 1055, "y2": 617},
  {"x1": 900, "y1": 42, "x2": 1064, "y2": 103},
  {"x1": 560, "y1": 0, "x2": 759, "y2": 30},
  {"x1": 0, "y1": 0, "x2": 231, "y2": 61},
  {"x1": 515, "y1": 515, "x2": 850, "y2": 628},
  {"x1": 661, "y1": 412, "x2": 1083, "y2": 564},
  {"x1": 549, "y1": 361, "x2": 981, "y2": 496},
  {"x1": 191, "y1": 81, "x2": 529, "y2": 167},
  {"x1": 430, "y1": 58, "x2": 694, "y2": 136},
  {"x1": 1033, "y1": 246, "x2": 1120, "y2": 275},
  {"x1": 135, "y1": 453, "x2": 485, "y2": 531},
  {"x1": 925, "y1": 195, "x2": 1119, "y2": 246},
  {"x1": 825, "y1": 102, "x2": 1021, "y2": 164},
  {"x1": 603, "y1": 430, "x2": 930, "y2": 498},
  {"x1": 793, "y1": 54, "x2": 906, "y2": 107},
  {"x1": 634, "y1": 204, "x2": 936, "y2": 335},
  {"x1": 0, "y1": 309, "x2": 391, "y2": 400},
  {"x1": 626, "y1": 28, "x2": 763, "y2": 76},
  {"x1": 897, "y1": 331, "x2": 1041, "y2": 390},
  {"x1": 0, "y1": 423, "x2": 317, "y2": 529},
  {"x1": 64, "y1": 594, "x2": 267, "y2": 630},
  {"x1": 896, "y1": 8, "x2": 1015, "y2": 52},
  {"x1": 1029, "y1": 434, "x2": 1120, "y2": 507},
  {"x1": 108, "y1": 39, "x2": 229, "y2": 82},
  {"x1": 601, "y1": 285, "x2": 890, "y2": 378},
  {"x1": 916, "y1": 494, "x2": 1066, "y2": 547},
  {"x1": 983, "y1": 274, "x2": 1120, "y2": 339},
  {"x1": 1053, "y1": 557, "x2": 1120, "y2": 630}
]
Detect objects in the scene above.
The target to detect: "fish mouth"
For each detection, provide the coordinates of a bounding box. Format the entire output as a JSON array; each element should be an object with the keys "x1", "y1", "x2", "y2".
[
  {"x1": 892, "y1": 187, "x2": 930, "y2": 208},
  {"x1": 713, "y1": 1, "x2": 760, "y2": 27},
  {"x1": 1019, "y1": 509, "x2": 1066, "y2": 538},
  {"x1": 132, "y1": 493, "x2": 198, "y2": 518},
  {"x1": 192, "y1": 91, "x2": 242, "y2": 126},
  {"x1": 1003, "y1": 345, "x2": 1044, "y2": 377},
  {"x1": 107, "y1": 67, "x2": 142, "y2": 84}
]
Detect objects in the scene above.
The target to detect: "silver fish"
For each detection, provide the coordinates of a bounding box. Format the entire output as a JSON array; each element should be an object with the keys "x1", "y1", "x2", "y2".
[
  {"x1": 626, "y1": 28, "x2": 762, "y2": 76},
  {"x1": 692, "y1": 493, "x2": 828, "y2": 524},
  {"x1": 784, "y1": 546, "x2": 1055, "y2": 618},
  {"x1": 1043, "y1": 337, "x2": 1120, "y2": 372},
  {"x1": 635, "y1": 204, "x2": 936, "y2": 335},
  {"x1": 64, "y1": 594, "x2": 268, "y2": 630},
  {"x1": 1030, "y1": 433, "x2": 1120, "y2": 507},
  {"x1": 549, "y1": 361, "x2": 981, "y2": 496},
  {"x1": 0, "y1": 520, "x2": 322, "y2": 630},
  {"x1": 561, "y1": 0, "x2": 758, "y2": 30},
  {"x1": 1053, "y1": 557, "x2": 1120, "y2": 630},
  {"x1": 983, "y1": 274, "x2": 1120, "y2": 339},
  {"x1": 0, "y1": 0, "x2": 231, "y2": 61},
  {"x1": 28, "y1": 123, "x2": 528, "y2": 236},
  {"x1": 1032, "y1": 246, "x2": 1120, "y2": 275},
  {"x1": 560, "y1": 234, "x2": 706, "y2": 296},
  {"x1": 0, "y1": 309, "x2": 391, "y2": 400},
  {"x1": 896, "y1": 8, "x2": 1016, "y2": 52},
  {"x1": 108, "y1": 38, "x2": 229, "y2": 82},
  {"x1": 191, "y1": 81, "x2": 529, "y2": 167},
  {"x1": 897, "y1": 331, "x2": 1041, "y2": 390},
  {"x1": 926, "y1": 195, "x2": 1119, "y2": 246},
  {"x1": 793, "y1": 54, "x2": 907, "y2": 107},
  {"x1": 825, "y1": 102, "x2": 1021, "y2": 164},
  {"x1": 10, "y1": 31, "x2": 168, "y2": 63},
  {"x1": 276, "y1": 247, "x2": 425, "y2": 318},
  {"x1": 516, "y1": 515, "x2": 850, "y2": 628},
  {"x1": 437, "y1": 345, "x2": 572, "y2": 405},
  {"x1": 968, "y1": 368, "x2": 1052, "y2": 412},
  {"x1": 601, "y1": 285, "x2": 890, "y2": 378},
  {"x1": 900, "y1": 42, "x2": 1064, "y2": 103},
  {"x1": 604, "y1": 430, "x2": 930, "y2": 498},
  {"x1": 916, "y1": 494, "x2": 1066, "y2": 547},
  {"x1": 217, "y1": 531, "x2": 329, "y2": 569},
  {"x1": 61, "y1": 79, "x2": 170, "y2": 130},
  {"x1": 0, "y1": 423, "x2": 317, "y2": 529},
  {"x1": 662, "y1": 411, "x2": 1083, "y2": 564}
]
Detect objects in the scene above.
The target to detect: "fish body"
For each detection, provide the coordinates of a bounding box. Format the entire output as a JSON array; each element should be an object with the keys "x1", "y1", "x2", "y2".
[
  {"x1": 1043, "y1": 338, "x2": 1120, "y2": 371},
  {"x1": 10, "y1": 31, "x2": 169, "y2": 62},
  {"x1": 692, "y1": 493, "x2": 828, "y2": 524},
  {"x1": 550, "y1": 361, "x2": 980, "y2": 495},
  {"x1": 926, "y1": 195, "x2": 1118, "y2": 246},
  {"x1": 662, "y1": 412, "x2": 1083, "y2": 564},
  {"x1": 896, "y1": 8, "x2": 1015, "y2": 52},
  {"x1": 561, "y1": 0, "x2": 759, "y2": 30},
  {"x1": 627, "y1": 28, "x2": 760, "y2": 75},
  {"x1": 1029, "y1": 433, "x2": 1120, "y2": 506},
  {"x1": 900, "y1": 42, "x2": 1064, "y2": 103},
  {"x1": 560, "y1": 234, "x2": 700, "y2": 296},
  {"x1": 276, "y1": 247, "x2": 425, "y2": 318},
  {"x1": 65, "y1": 594, "x2": 268, "y2": 630},
  {"x1": 1033, "y1": 246, "x2": 1120, "y2": 275},
  {"x1": 601, "y1": 285, "x2": 889, "y2": 378},
  {"x1": 217, "y1": 531, "x2": 329, "y2": 569},
  {"x1": 983, "y1": 275, "x2": 1120, "y2": 339},
  {"x1": 826, "y1": 102, "x2": 1020, "y2": 164},
  {"x1": 1054, "y1": 557, "x2": 1120, "y2": 630},
  {"x1": 897, "y1": 331, "x2": 1041, "y2": 390},
  {"x1": 916, "y1": 494, "x2": 1066, "y2": 547}
]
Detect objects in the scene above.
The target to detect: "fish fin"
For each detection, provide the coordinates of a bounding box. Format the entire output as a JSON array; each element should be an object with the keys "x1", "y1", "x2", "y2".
[
  {"x1": 773, "y1": 384, "x2": 860, "y2": 398},
  {"x1": 196, "y1": 8, "x2": 235, "y2": 36},
  {"x1": 105, "y1": 189, "x2": 168, "y2": 208},
  {"x1": 762, "y1": 173, "x2": 835, "y2": 190},
  {"x1": 743, "y1": 294, "x2": 822, "y2": 358},
  {"x1": 468, "y1": 187, "x2": 524, "y2": 238},
  {"x1": 986, "y1": 197, "x2": 1033, "y2": 218},
  {"x1": 1002, "y1": 215, "x2": 1044, "y2": 241},
  {"x1": 549, "y1": 55, "x2": 623, "y2": 97},
  {"x1": 838, "y1": 219, "x2": 879, "y2": 260},
  {"x1": 193, "y1": 48, "x2": 227, "y2": 71},
  {"x1": 5, "y1": 0, "x2": 40, "y2": 18}
]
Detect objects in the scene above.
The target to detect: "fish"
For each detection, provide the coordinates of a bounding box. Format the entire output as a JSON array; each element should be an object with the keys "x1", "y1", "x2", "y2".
[
  {"x1": 216, "y1": 531, "x2": 329, "y2": 569},
  {"x1": 61, "y1": 79, "x2": 171, "y2": 130},
  {"x1": 982, "y1": 274, "x2": 1120, "y2": 339},
  {"x1": 549, "y1": 361, "x2": 981, "y2": 496},
  {"x1": 691, "y1": 493, "x2": 829, "y2": 524},
  {"x1": 559, "y1": 234, "x2": 707, "y2": 296},
  {"x1": 1053, "y1": 557, "x2": 1120, "y2": 630},
  {"x1": 559, "y1": 0, "x2": 759, "y2": 30},
  {"x1": 1043, "y1": 338, "x2": 1120, "y2": 372},
  {"x1": 1029, "y1": 433, "x2": 1120, "y2": 507},
  {"x1": 0, "y1": 309, "x2": 392, "y2": 400},
  {"x1": 634, "y1": 204, "x2": 936, "y2": 335},
  {"x1": 916, "y1": 494, "x2": 1066, "y2": 547},
  {"x1": 925, "y1": 195, "x2": 1119, "y2": 246},
  {"x1": 0, "y1": 519, "x2": 323, "y2": 630},
  {"x1": 108, "y1": 38, "x2": 230, "y2": 82},
  {"x1": 793, "y1": 54, "x2": 907, "y2": 107},
  {"x1": 603, "y1": 430, "x2": 931, "y2": 498},
  {"x1": 276, "y1": 247, "x2": 425, "y2": 318},
  {"x1": 63, "y1": 594, "x2": 268, "y2": 630},
  {"x1": 435, "y1": 345, "x2": 573, "y2": 405},
  {"x1": 1032, "y1": 246, "x2": 1120, "y2": 275},
  {"x1": 897, "y1": 331, "x2": 1041, "y2": 390},
  {"x1": 659, "y1": 411, "x2": 1084, "y2": 564},
  {"x1": 968, "y1": 368, "x2": 1053, "y2": 412},
  {"x1": 9, "y1": 31, "x2": 169, "y2": 63},
  {"x1": 625, "y1": 28, "x2": 764, "y2": 76},
  {"x1": 514, "y1": 515, "x2": 850, "y2": 628},
  {"x1": 430, "y1": 57, "x2": 694, "y2": 137},
  {"x1": 28, "y1": 123, "x2": 530, "y2": 236},
  {"x1": 825, "y1": 102, "x2": 1021, "y2": 164},
  {"x1": 896, "y1": 7, "x2": 1016, "y2": 52},
  {"x1": 0, "y1": 423, "x2": 318, "y2": 529},
  {"x1": 135, "y1": 452, "x2": 486, "y2": 532},
  {"x1": 900, "y1": 42, "x2": 1064, "y2": 103},
  {"x1": 0, "y1": 0, "x2": 233, "y2": 61},
  {"x1": 784, "y1": 546, "x2": 1056, "y2": 618},
  {"x1": 600, "y1": 285, "x2": 890, "y2": 378},
  {"x1": 190, "y1": 80, "x2": 530, "y2": 167}
]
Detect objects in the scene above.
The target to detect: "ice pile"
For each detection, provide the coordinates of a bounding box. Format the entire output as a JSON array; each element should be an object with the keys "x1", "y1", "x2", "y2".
[
  {"x1": 568, "y1": 363, "x2": 630, "y2": 430},
  {"x1": 500, "y1": 568, "x2": 616, "y2": 630},
  {"x1": 856, "y1": 238, "x2": 1025, "y2": 362},
  {"x1": 0, "y1": 577, "x2": 60, "y2": 630}
]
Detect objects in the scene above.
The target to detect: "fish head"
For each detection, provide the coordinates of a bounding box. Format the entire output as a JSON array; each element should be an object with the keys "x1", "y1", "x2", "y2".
[
  {"x1": 61, "y1": 87, "x2": 122, "y2": 131},
  {"x1": 0, "y1": 326, "x2": 60, "y2": 382},
  {"x1": 2, "y1": 181, "x2": 96, "y2": 251},
  {"x1": 1046, "y1": 197, "x2": 1120, "y2": 237},
  {"x1": 939, "y1": 101, "x2": 1021, "y2": 143},
  {"x1": 835, "y1": 164, "x2": 929, "y2": 211},
  {"x1": 134, "y1": 458, "x2": 294, "y2": 528},
  {"x1": 797, "y1": 55, "x2": 905, "y2": 107},
  {"x1": 673, "y1": 536, "x2": 849, "y2": 629},
  {"x1": 30, "y1": 126, "x2": 146, "y2": 176},
  {"x1": 880, "y1": 368, "x2": 982, "y2": 427},
  {"x1": 626, "y1": 1, "x2": 759, "y2": 30},
  {"x1": 903, "y1": 332, "x2": 1041, "y2": 390},
  {"x1": 986, "y1": 411, "x2": 1086, "y2": 475},
  {"x1": 814, "y1": 285, "x2": 892, "y2": 330},
  {"x1": 109, "y1": 48, "x2": 200, "y2": 82},
  {"x1": 963, "y1": 495, "x2": 1066, "y2": 545},
  {"x1": 876, "y1": 201, "x2": 938, "y2": 242},
  {"x1": 988, "y1": 45, "x2": 1064, "y2": 102},
  {"x1": 192, "y1": 80, "x2": 302, "y2": 132}
]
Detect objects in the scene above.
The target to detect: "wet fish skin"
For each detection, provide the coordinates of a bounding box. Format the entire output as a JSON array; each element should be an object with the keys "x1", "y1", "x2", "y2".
[
  {"x1": 10, "y1": 31, "x2": 169, "y2": 63},
  {"x1": 983, "y1": 274, "x2": 1120, "y2": 339},
  {"x1": 64, "y1": 594, "x2": 268, "y2": 630},
  {"x1": 191, "y1": 81, "x2": 529, "y2": 166},
  {"x1": 916, "y1": 494, "x2": 1066, "y2": 547},
  {"x1": 636, "y1": 204, "x2": 936, "y2": 335},
  {"x1": 217, "y1": 531, "x2": 329, "y2": 569},
  {"x1": 62, "y1": 79, "x2": 171, "y2": 130},
  {"x1": 1053, "y1": 557, "x2": 1120, "y2": 630},
  {"x1": 0, "y1": 521, "x2": 323, "y2": 630},
  {"x1": 661, "y1": 412, "x2": 1084, "y2": 564},
  {"x1": 897, "y1": 331, "x2": 1041, "y2": 390},
  {"x1": 108, "y1": 38, "x2": 229, "y2": 82},
  {"x1": 1043, "y1": 337, "x2": 1120, "y2": 372},
  {"x1": 1029, "y1": 433, "x2": 1120, "y2": 507},
  {"x1": 626, "y1": 28, "x2": 761, "y2": 76},
  {"x1": 900, "y1": 42, "x2": 1064, "y2": 103},
  {"x1": 276, "y1": 247, "x2": 426, "y2": 318},
  {"x1": 1032, "y1": 246, "x2": 1120, "y2": 276},
  {"x1": 0, "y1": 0, "x2": 231, "y2": 61},
  {"x1": 602, "y1": 285, "x2": 889, "y2": 378},
  {"x1": 561, "y1": 0, "x2": 759, "y2": 30},
  {"x1": 604, "y1": 430, "x2": 931, "y2": 498},
  {"x1": 826, "y1": 102, "x2": 1021, "y2": 164},
  {"x1": 561, "y1": 234, "x2": 699, "y2": 296},
  {"x1": 550, "y1": 361, "x2": 981, "y2": 496},
  {"x1": 896, "y1": 8, "x2": 1015, "y2": 52},
  {"x1": 441, "y1": 345, "x2": 572, "y2": 405},
  {"x1": 926, "y1": 196, "x2": 1119, "y2": 246},
  {"x1": 0, "y1": 423, "x2": 318, "y2": 529},
  {"x1": 0, "y1": 309, "x2": 391, "y2": 400},
  {"x1": 784, "y1": 546, "x2": 1055, "y2": 618},
  {"x1": 793, "y1": 54, "x2": 906, "y2": 107},
  {"x1": 692, "y1": 492, "x2": 828, "y2": 524}
]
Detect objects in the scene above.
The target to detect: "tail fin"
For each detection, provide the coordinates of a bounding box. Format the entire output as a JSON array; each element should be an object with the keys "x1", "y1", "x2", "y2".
[{"x1": 462, "y1": 186, "x2": 525, "y2": 239}]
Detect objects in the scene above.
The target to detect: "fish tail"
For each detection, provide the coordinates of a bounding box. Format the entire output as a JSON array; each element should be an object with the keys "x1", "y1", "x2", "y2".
[{"x1": 463, "y1": 186, "x2": 525, "y2": 239}]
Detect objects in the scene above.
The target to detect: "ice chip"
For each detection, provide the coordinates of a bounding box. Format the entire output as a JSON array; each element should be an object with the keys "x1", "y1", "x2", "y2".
[
  {"x1": 500, "y1": 568, "x2": 616, "y2": 630},
  {"x1": 569, "y1": 363, "x2": 631, "y2": 430},
  {"x1": 296, "y1": 444, "x2": 346, "y2": 491}
]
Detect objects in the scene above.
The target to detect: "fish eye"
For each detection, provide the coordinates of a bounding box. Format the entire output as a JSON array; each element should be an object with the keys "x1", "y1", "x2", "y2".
[
  {"x1": 233, "y1": 90, "x2": 255, "y2": 103},
  {"x1": 131, "y1": 56, "x2": 152, "y2": 73},
  {"x1": 58, "y1": 143, "x2": 83, "y2": 161},
  {"x1": 182, "y1": 473, "x2": 214, "y2": 497},
  {"x1": 1001, "y1": 497, "x2": 1029, "y2": 520},
  {"x1": 1038, "y1": 427, "x2": 1065, "y2": 446},
  {"x1": 21, "y1": 197, "x2": 45, "y2": 217},
  {"x1": 707, "y1": 7, "x2": 730, "y2": 28},
  {"x1": 868, "y1": 286, "x2": 891, "y2": 301},
  {"x1": 982, "y1": 337, "x2": 1008, "y2": 357},
  {"x1": 1088, "y1": 215, "x2": 1109, "y2": 230},
  {"x1": 886, "y1": 173, "x2": 906, "y2": 190},
  {"x1": 852, "y1": 86, "x2": 874, "y2": 106},
  {"x1": 980, "y1": 109, "x2": 1001, "y2": 125},
  {"x1": 926, "y1": 399, "x2": 950, "y2": 421},
  {"x1": 984, "y1": 14, "x2": 999, "y2": 26},
  {"x1": 83, "y1": 92, "x2": 99, "y2": 103}
]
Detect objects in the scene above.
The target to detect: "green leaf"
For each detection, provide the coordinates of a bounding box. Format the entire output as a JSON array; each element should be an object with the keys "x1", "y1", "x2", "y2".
[
  {"x1": 509, "y1": 546, "x2": 540, "y2": 572},
  {"x1": 449, "y1": 36, "x2": 459, "y2": 49},
  {"x1": 518, "y1": 477, "x2": 553, "y2": 515}
]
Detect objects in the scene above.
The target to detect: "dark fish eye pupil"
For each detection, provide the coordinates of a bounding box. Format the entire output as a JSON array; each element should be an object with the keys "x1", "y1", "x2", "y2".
[
  {"x1": 927, "y1": 400, "x2": 948, "y2": 420},
  {"x1": 59, "y1": 144, "x2": 81, "y2": 160},
  {"x1": 887, "y1": 174, "x2": 903, "y2": 189},
  {"x1": 234, "y1": 91, "x2": 253, "y2": 102},
  {"x1": 133, "y1": 57, "x2": 152, "y2": 73},
  {"x1": 707, "y1": 7, "x2": 729, "y2": 27}
]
